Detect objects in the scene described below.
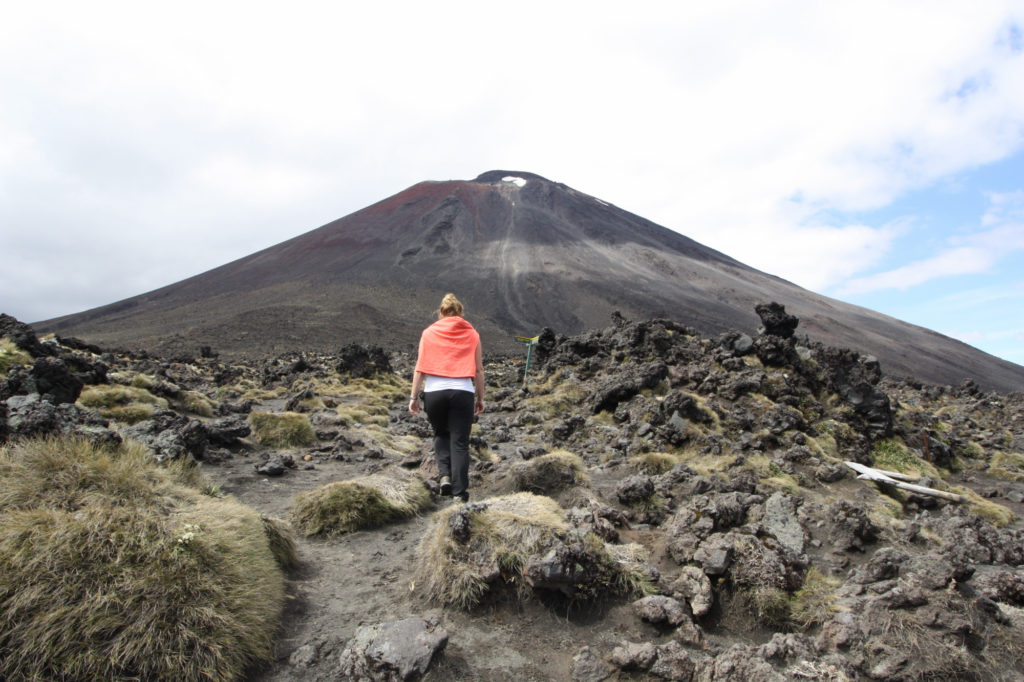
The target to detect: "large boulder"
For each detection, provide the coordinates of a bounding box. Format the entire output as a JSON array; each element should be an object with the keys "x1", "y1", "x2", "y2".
[
  {"x1": 29, "y1": 357, "x2": 84, "y2": 404},
  {"x1": 336, "y1": 344, "x2": 392, "y2": 379},
  {"x1": 817, "y1": 348, "x2": 893, "y2": 439},
  {"x1": 762, "y1": 492, "x2": 806, "y2": 555},
  {"x1": 202, "y1": 414, "x2": 252, "y2": 446},
  {"x1": 589, "y1": 362, "x2": 668, "y2": 414},
  {"x1": 755, "y1": 302, "x2": 799, "y2": 338},
  {"x1": 828, "y1": 499, "x2": 880, "y2": 553},
  {"x1": 5, "y1": 393, "x2": 120, "y2": 445},
  {"x1": 338, "y1": 616, "x2": 448, "y2": 681},
  {"x1": 0, "y1": 313, "x2": 47, "y2": 357},
  {"x1": 125, "y1": 408, "x2": 207, "y2": 461}
]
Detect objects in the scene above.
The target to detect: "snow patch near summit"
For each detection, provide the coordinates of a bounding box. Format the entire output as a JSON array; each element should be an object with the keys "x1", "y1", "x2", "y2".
[{"x1": 502, "y1": 176, "x2": 527, "y2": 188}]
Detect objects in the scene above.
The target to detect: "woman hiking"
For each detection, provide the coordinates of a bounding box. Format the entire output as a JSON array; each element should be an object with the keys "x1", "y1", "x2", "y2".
[{"x1": 408, "y1": 293, "x2": 485, "y2": 502}]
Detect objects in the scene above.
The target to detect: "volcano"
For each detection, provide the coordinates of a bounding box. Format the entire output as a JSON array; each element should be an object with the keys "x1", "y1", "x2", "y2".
[{"x1": 37, "y1": 170, "x2": 1024, "y2": 392}]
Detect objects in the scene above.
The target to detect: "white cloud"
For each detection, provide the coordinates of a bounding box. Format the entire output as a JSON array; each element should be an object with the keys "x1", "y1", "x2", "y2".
[
  {"x1": 980, "y1": 190, "x2": 1024, "y2": 230},
  {"x1": 833, "y1": 187, "x2": 1024, "y2": 297},
  {"x1": 1, "y1": 0, "x2": 1024, "y2": 333},
  {"x1": 837, "y1": 247, "x2": 996, "y2": 296}
]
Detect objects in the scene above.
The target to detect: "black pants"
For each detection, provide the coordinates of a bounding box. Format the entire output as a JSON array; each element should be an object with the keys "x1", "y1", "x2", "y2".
[{"x1": 423, "y1": 389, "x2": 474, "y2": 497}]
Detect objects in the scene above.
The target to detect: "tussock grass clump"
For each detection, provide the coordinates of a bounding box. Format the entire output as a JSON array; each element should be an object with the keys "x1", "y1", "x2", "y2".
[
  {"x1": 292, "y1": 468, "x2": 431, "y2": 537},
  {"x1": 748, "y1": 585, "x2": 791, "y2": 627},
  {"x1": 510, "y1": 450, "x2": 589, "y2": 493},
  {"x1": 605, "y1": 542, "x2": 660, "y2": 596},
  {"x1": 77, "y1": 385, "x2": 169, "y2": 423},
  {"x1": 953, "y1": 485, "x2": 1016, "y2": 527},
  {"x1": 248, "y1": 411, "x2": 316, "y2": 447},
  {"x1": 988, "y1": 451, "x2": 1024, "y2": 482},
  {"x1": 414, "y1": 493, "x2": 569, "y2": 609},
  {"x1": 0, "y1": 436, "x2": 286, "y2": 682},
  {"x1": 741, "y1": 454, "x2": 803, "y2": 495},
  {"x1": 172, "y1": 389, "x2": 217, "y2": 417},
  {"x1": 129, "y1": 373, "x2": 158, "y2": 389},
  {"x1": 630, "y1": 452, "x2": 679, "y2": 475},
  {"x1": 0, "y1": 338, "x2": 32, "y2": 374},
  {"x1": 790, "y1": 566, "x2": 841, "y2": 630},
  {"x1": 527, "y1": 380, "x2": 589, "y2": 420}
]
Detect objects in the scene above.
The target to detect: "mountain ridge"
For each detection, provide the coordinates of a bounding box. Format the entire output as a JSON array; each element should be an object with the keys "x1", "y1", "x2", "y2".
[{"x1": 36, "y1": 170, "x2": 1024, "y2": 393}]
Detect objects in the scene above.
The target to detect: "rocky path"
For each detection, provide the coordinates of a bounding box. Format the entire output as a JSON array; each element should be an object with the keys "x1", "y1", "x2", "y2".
[{"x1": 202, "y1": 444, "x2": 654, "y2": 682}]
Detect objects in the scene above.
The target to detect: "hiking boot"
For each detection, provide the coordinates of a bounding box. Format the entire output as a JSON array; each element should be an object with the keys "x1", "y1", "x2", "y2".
[
  {"x1": 439, "y1": 476, "x2": 452, "y2": 496},
  {"x1": 457, "y1": 491, "x2": 469, "y2": 503}
]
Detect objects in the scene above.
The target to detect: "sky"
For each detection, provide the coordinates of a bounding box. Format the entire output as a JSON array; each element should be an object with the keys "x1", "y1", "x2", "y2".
[{"x1": 1, "y1": 1, "x2": 1023, "y2": 366}]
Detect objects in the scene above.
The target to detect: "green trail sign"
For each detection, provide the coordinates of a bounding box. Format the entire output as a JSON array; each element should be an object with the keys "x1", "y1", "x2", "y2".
[{"x1": 515, "y1": 334, "x2": 539, "y2": 385}]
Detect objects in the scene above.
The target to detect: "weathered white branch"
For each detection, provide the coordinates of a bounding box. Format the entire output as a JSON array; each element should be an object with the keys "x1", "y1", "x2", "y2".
[{"x1": 845, "y1": 461, "x2": 967, "y2": 503}]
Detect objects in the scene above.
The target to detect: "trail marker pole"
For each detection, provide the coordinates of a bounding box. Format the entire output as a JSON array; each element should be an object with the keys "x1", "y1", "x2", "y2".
[{"x1": 515, "y1": 334, "x2": 539, "y2": 386}]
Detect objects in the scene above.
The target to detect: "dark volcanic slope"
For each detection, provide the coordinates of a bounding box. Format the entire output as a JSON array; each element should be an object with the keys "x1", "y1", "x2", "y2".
[{"x1": 38, "y1": 171, "x2": 1024, "y2": 392}]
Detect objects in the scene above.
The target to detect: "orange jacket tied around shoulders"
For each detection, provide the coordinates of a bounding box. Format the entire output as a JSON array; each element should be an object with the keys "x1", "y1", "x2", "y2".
[{"x1": 414, "y1": 316, "x2": 480, "y2": 378}]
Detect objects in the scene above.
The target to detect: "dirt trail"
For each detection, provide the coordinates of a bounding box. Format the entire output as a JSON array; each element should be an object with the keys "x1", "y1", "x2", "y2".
[{"x1": 202, "y1": 443, "x2": 653, "y2": 681}]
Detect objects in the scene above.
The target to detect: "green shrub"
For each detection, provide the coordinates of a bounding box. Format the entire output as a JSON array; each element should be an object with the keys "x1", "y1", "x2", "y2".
[
  {"x1": 0, "y1": 436, "x2": 285, "y2": 681},
  {"x1": 292, "y1": 468, "x2": 431, "y2": 537},
  {"x1": 953, "y1": 486, "x2": 1016, "y2": 527},
  {"x1": 248, "y1": 411, "x2": 316, "y2": 447},
  {"x1": 871, "y1": 438, "x2": 943, "y2": 478},
  {"x1": 749, "y1": 585, "x2": 790, "y2": 627}
]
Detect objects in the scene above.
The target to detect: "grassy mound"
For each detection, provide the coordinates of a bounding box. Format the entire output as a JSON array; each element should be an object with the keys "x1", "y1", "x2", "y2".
[
  {"x1": 292, "y1": 468, "x2": 432, "y2": 537},
  {"x1": 414, "y1": 492, "x2": 653, "y2": 609},
  {"x1": 510, "y1": 450, "x2": 590, "y2": 493},
  {"x1": 248, "y1": 411, "x2": 316, "y2": 447},
  {"x1": 414, "y1": 493, "x2": 569, "y2": 609},
  {"x1": 0, "y1": 436, "x2": 287, "y2": 682}
]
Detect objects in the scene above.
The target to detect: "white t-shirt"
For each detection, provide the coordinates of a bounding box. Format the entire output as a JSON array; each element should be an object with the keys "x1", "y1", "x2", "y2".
[{"x1": 423, "y1": 375, "x2": 474, "y2": 393}]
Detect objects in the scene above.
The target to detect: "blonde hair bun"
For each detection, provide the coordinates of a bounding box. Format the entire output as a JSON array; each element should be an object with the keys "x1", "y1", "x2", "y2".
[{"x1": 439, "y1": 293, "x2": 464, "y2": 318}]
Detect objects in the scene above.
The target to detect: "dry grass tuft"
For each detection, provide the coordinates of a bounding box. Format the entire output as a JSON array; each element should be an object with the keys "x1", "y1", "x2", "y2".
[
  {"x1": 291, "y1": 468, "x2": 432, "y2": 537},
  {"x1": 0, "y1": 436, "x2": 285, "y2": 682},
  {"x1": 605, "y1": 542, "x2": 660, "y2": 596},
  {"x1": 510, "y1": 450, "x2": 590, "y2": 493},
  {"x1": 0, "y1": 338, "x2": 32, "y2": 374},
  {"x1": 988, "y1": 451, "x2": 1024, "y2": 483},
  {"x1": 173, "y1": 389, "x2": 217, "y2": 417},
  {"x1": 77, "y1": 384, "x2": 169, "y2": 423},
  {"x1": 248, "y1": 411, "x2": 316, "y2": 448},
  {"x1": 629, "y1": 452, "x2": 679, "y2": 475},
  {"x1": 790, "y1": 566, "x2": 841, "y2": 630},
  {"x1": 524, "y1": 379, "x2": 589, "y2": 420},
  {"x1": 261, "y1": 515, "x2": 299, "y2": 571},
  {"x1": 953, "y1": 485, "x2": 1016, "y2": 527}
]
